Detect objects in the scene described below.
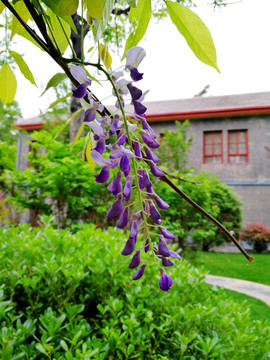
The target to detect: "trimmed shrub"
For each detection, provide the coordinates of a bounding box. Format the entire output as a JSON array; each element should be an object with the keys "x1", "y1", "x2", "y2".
[
  {"x1": 240, "y1": 223, "x2": 270, "y2": 253},
  {"x1": 0, "y1": 224, "x2": 269, "y2": 359}
]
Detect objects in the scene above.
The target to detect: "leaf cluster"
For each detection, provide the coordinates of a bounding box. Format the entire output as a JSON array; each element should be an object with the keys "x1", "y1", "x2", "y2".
[{"x1": 0, "y1": 224, "x2": 269, "y2": 359}]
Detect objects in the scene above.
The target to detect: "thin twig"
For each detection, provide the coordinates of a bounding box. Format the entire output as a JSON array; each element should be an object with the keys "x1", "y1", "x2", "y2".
[{"x1": 160, "y1": 175, "x2": 253, "y2": 262}]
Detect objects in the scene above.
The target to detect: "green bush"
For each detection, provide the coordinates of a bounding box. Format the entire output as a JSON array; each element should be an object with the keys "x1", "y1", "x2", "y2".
[
  {"x1": 0, "y1": 224, "x2": 269, "y2": 359},
  {"x1": 154, "y1": 171, "x2": 243, "y2": 251}
]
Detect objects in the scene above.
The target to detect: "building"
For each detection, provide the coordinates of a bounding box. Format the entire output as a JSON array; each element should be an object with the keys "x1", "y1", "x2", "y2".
[{"x1": 15, "y1": 91, "x2": 270, "y2": 227}]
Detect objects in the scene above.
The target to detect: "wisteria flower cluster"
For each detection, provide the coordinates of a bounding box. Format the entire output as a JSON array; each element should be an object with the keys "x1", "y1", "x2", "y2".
[{"x1": 70, "y1": 46, "x2": 181, "y2": 291}]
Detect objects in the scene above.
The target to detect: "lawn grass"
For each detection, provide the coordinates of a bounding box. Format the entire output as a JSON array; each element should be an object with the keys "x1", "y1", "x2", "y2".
[
  {"x1": 189, "y1": 252, "x2": 270, "y2": 286},
  {"x1": 187, "y1": 251, "x2": 270, "y2": 323},
  {"x1": 224, "y1": 289, "x2": 270, "y2": 323}
]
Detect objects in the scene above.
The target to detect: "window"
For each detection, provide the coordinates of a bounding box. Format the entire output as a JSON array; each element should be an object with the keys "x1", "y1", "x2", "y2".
[
  {"x1": 228, "y1": 130, "x2": 248, "y2": 164},
  {"x1": 203, "y1": 131, "x2": 223, "y2": 164}
]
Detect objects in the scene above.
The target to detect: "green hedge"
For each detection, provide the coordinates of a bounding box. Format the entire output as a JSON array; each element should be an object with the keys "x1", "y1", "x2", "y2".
[{"x1": 0, "y1": 225, "x2": 269, "y2": 359}]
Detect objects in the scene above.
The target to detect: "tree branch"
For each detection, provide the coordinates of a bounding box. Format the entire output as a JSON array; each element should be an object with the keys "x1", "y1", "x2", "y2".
[{"x1": 160, "y1": 174, "x2": 253, "y2": 262}]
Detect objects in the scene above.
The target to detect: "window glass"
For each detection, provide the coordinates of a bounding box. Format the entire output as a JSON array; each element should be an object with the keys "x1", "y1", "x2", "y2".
[{"x1": 228, "y1": 130, "x2": 248, "y2": 164}]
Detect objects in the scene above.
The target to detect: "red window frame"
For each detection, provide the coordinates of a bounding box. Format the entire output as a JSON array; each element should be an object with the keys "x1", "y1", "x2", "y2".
[
  {"x1": 203, "y1": 131, "x2": 223, "y2": 164},
  {"x1": 228, "y1": 130, "x2": 248, "y2": 164}
]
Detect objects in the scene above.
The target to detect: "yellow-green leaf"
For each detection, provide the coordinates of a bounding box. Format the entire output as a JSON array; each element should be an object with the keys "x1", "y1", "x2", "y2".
[
  {"x1": 54, "y1": 108, "x2": 83, "y2": 139},
  {"x1": 86, "y1": 136, "x2": 96, "y2": 169},
  {"x1": 99, "y1": 44, "x2": 112, "y2": 69},
  {"x1": 57, "y1": 0, "x2": 79, "y2": 16},
  {"x1": 72, "y1": 122, "x2": 85, "y2": 148},
  {"x1": 17, "y1": 28, "x2": 45, "y2": 51},
  {"x1": 0, "y1": 3, "x2": 5, "y2": 14},
  {"x1": 48, "y1": 92, "x2": 72, "y2": 109},
  {"x1": 0, "y1": 63, "x2": 17, "y2": 105},
  {"x1": 48, "y1": 10, "x2": 71, "y2": 54},
  {"x1": 11, "y1": 1, "x2": 31, "y2": 40},
  {"x1": 166, "y1": 1, "x2": 220, "y2": 72},
  {"x1": 122, "y1": 0, "x2": 151, "y2": 59},
  {"x1": 86, "y1": 0, "x2": 103, "y2": 20},
  {"x1": 9, "y1": 50, "x2": 37, "y2": 87}
]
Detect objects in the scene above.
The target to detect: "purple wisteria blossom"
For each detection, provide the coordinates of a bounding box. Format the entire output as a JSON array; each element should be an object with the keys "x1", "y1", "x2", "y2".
[
  {"x1": 125, "y1": 47, "x2": 146, "y2": 82},
  {"x1": 159, "y1": 268, "x2": 173, "y2": 292},
  {"x1": 132, "y1": 264, "x2": 146, "y2": 280},
  {"x1": 81, "y1": 45, "x2": 179, "y2": 292},
  {"x1": 70, "y1": 66, "x2": 91, "y2": 98}
]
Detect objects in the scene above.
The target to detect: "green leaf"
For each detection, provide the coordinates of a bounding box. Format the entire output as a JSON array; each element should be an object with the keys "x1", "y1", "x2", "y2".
[
  {"x1": 72, "y1": 122, "x2": 85, "y2": 148},
  {"x1": 99, "y1": 44, "x2": 112, "y2": 69},
  {"x1": 42, "y1": 0, "x2": 59, "y2": 13},
  {"x1": 57, "y1": 0, "x2": 79, "y2": 16},
  {"x1": 48, "y1": 10, "x2": 71, "y2": 54},
  {"x1": 60, "y1": 340, "x2": 69, "y2": 352},
  {"x1": 92, "y1": 0, "x2": 114, "y2": 42},
  {"x1": 11, "y1": 1, "x2": 31, "y2": 40},
  {"x1": 9, "y1": 50, "x2": 37, "y2": 87},
  {"x1": 35, "y1": 343, "x2": 48, "y2": 355},
  {"x1": 86, "y1": 0, "x2": 103, "y2": 20},
  {"x1": 166, "y1": 1, "x2": 220, "y2": 72},
  {"x1": 122, "y1": 0, "x2": 151, "y2": 58},
  {"x1": 0, "y1": 3, "x2": 5, "y2": 14},
  {"x1": 127, "y1": 0, "x2": 138, "y2": 8},
  {"x1": 0, "y1": 63, "x2": 17, "y2": 105},
  {"x1": 41, "y1": 73, "x2": 67, "y2": 96},
  {"x1": 48, "y1": 91, "x2": 72, "y2": 109},
  {"x1": 17, "y1": 28, "x2": 45, "y2": 51}
]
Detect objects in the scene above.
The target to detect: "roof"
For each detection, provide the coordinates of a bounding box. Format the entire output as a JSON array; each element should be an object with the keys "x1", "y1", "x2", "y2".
[{"x1": 15, "y1": 91, "x2": 270, "y2": 130}]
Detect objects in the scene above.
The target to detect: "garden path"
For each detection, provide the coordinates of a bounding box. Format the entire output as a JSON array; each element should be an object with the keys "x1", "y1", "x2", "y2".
[{"x1": 204, "y1": 274, "x2": 270, "y2": 306}]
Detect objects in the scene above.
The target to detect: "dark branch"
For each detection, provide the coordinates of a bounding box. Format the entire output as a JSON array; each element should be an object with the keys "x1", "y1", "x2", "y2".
[
  {"x1": 112, "y1": 7, "x2": 130, "y2": 15},
  {"x1": 160, "y1": 174, "x2": 253, "y2": 262}
]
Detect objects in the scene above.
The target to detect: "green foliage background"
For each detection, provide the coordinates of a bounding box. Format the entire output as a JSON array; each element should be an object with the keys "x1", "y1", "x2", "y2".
[{"x1": 0, "y1": 224, "x2": 269, "y2": 359}]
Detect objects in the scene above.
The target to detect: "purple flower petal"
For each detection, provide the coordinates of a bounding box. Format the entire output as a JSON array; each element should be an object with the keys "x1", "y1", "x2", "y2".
[
  {"x1": 130, "y1": 214, "x2": 138, "y2": 238},
  {"x1": 72, "y1": 83, "x2": 87, "y2": 98},
  {"x1": 137, "y1": 169, "x2": 145, "y2": 190},
  {"x1": 142, "y1": 119, "x2": 157, "y2": 139},
  {"x1": 120, "y1": 154, "x2": 131, "y2": 176},
  {"x1": 144, "y1": 146, "x2": 159, "y2": 163},
  {"x1": 109, "y1": 115, "x2": 119, "y2": 135},
  {"x1": 95, "y1": 166, "x2": 110, "y2": 183},
  {"x1": 142, "y1": 169, "x2": 152, "y2": 189},
  {"x1": 123, "y1": 176, "x2": 132, "y2": 202},
  {"x1": 130, "y1": 67, "x2": 144, "y2": 82},
  {"x1": 117, "y1": 132, "x2": 127, "y2": 146},
  {"x1": 87, "y1": 122, "x2": 108, "y2": 138},
  {"x1": 158, "y1": 235, "x2": 170, "y2": 257},
  {"x1": 107, "y1": 194, "x2": 123, "y2": 219},
  {"x1": 132, "y1": 263, "x2": 146, "y2": 280},
  {"x1": 127, "y1": 84, "x2": 142, "y2": 100},
  {"x1": 121, "y1": 236, "x2": 135, "y2": 256},
  {"x1": 169, "y1": 250, "x2": 181, "y2": 260},
  {"x1": 84, "y1": 107, "x2": 96, "y2": 122},
  {"x1": 162, "y1": 257, "x2": 174, "y2": 267},
  {"x1": 155, "y1": 219, "x2": 162, "y2": 225},
  {"x1": 150, "y1": 163, "x2": 165, "y2": 177},
  {"x1": 128, "y1": 250, "x2": 141, "y2": 269},
  {"x1": 133, "y1": 141, "x2": 142, "y2": 160},
  {"x1": 155, "y1": 195, "x2": 170, "y2": 210},
  {"x1": 159, "y1": 226, "x2": 175, "y2": 240},
  {"x1": 91, "y1": 150, "x2": 112, "y2": 167},
  {"x1": 125, "y1": 46, "x2": 146, "y2": 69},
  {"x1": 144, "y1": 238, "x2": 150, "y2": 253},
  {"x1": 133, "y1": 100, "x2": 147, "y2": 115},
  {"x1": 70, "y1": 66, "x2": 91, "y2": 85},
  {"x1": 141, "y1": 132, "x2": 160, "y2": 149},
  {"x1": 94, "y1": 139, "x2": 105, "y2": 154},
  {"x1": 149, "y1": 200, "x2": 161, "y2": 222},
  {"x1": 159, "y1": 268, "x2": 173, "y2": 291},
  {"x1": 116, "y1": 207, "x2": 129, "y2": 229},
  {"x1": 107, "y1": 172, "x2": 122, "y2": 196}
]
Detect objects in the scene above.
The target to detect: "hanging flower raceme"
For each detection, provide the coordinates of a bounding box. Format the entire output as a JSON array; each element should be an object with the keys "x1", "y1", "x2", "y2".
[{"x1": 77, "y1": 46, "x2": 181, "y2": 292}]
